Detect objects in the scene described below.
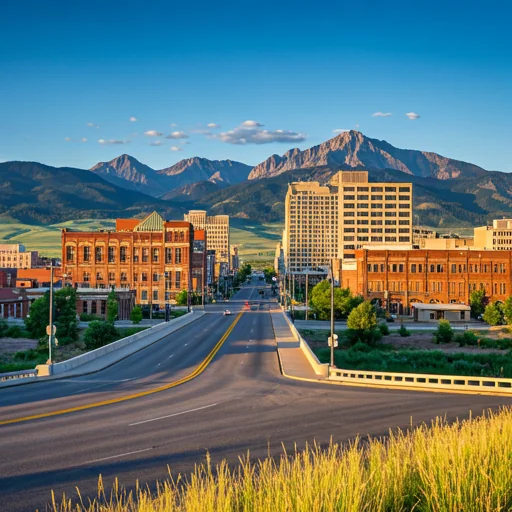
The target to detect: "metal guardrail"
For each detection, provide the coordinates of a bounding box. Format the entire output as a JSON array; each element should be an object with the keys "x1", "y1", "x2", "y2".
[
  {"x1": 0, "y1": 368, "x2": 37, "y2": 382},
  {"x1": 329, "y1": 368, "x2": 512, "y2": 394}
]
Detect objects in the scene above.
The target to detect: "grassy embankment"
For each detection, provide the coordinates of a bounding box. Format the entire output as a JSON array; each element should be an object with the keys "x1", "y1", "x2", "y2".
[
  {"x1": 52, "y1": 408, "x2": 512, "y2": 511},
  {"x1": 301, "y1": 328, "x2": 512, "y2": 378}
]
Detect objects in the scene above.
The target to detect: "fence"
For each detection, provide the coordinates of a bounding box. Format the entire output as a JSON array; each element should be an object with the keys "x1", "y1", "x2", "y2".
[{"x1": 0, "y1": 369, "x2": 37, "y2": 382}]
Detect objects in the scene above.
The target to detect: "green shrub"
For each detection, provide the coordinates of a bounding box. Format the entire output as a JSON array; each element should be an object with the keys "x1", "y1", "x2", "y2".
[
  {"x1": 13, "y1": 349, "x2": 39, "y2": 361},
  {"x1": 117, "y1": 327, "x2": 148, "y2": 338},
  {"x1": 398, "y1": 324, "x2": 411, "y2": 337},
  {"x1": 346, "y1": 328, "x2": 382, "y2": 347},
  {"x1": 349, "y1": 340, "x2": 373, "y2": 353},
  {"x1": 455, "y1": 331, "x2": 478, "y2": 347},
  {"x1": 378, "y1": 323, "x2": 390, "y2": 335},
  {"x1": 433, "y1": 320, "x2": 454, "y2": 344},
  {"x1": 80, "y1": 313, "x2": 103, "y2": 321},
  {"x1": 130, "y1": 305, "x2": 143, "y2": 325},
  {"x1": 6, "y1": 325, "x2": 23, "y2": 338},
  {"x1": 0, "y1": 319, "x2": 8, "y2": 337},
  {"x1": 83, "y1": 321, "x2": 118, "y2": 350}
]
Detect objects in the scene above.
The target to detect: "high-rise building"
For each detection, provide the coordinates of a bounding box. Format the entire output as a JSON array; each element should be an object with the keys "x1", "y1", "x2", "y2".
[
  {"x1": 0, "y1": 243, "x2": 39, "y2": 268},
  {"x1": 474, "y1": 219, "x2": 512, "y2": 250},
  {"x1": 184, "y1": 210, "x2": 230, "y2": 269},
  {"x1": 283, "y1": 171, "x2": 413, "y2": 272},
  {"x1": 61, "y1": 212, "x2": 193, "y2": 310}
]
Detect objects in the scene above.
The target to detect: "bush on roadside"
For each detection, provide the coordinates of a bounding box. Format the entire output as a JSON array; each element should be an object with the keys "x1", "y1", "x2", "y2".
[
  {"x1": 433, "y1": 319, "x2": 454, "y2": 344},
  {"x1": 80, "y1": 313, "x2": 103, "y2": 321},
  {"x1": 454, "y1": 331, "x2": 478, "y2": 347},
  {"x1": 0, "y1": 319, "x2": 8, "y2": 337},
  {"x1": 130, "y1": 305, "x2": 143, "y2": 325},
  {"x1": 346, "y1": 328, "x2": 382, "y2": 347},
  {"x1": 5, "y1": 325, "x2": 23, "y2": 338},
  {"x1": 83, "y1": 321, "x2": 118, "y2": 350},
  {"x1": 378, "y1": 323, "x2": 390, "y2": 335},
  {"x1": 398, "y1": 324, "x2": 411, "y2": 337}
]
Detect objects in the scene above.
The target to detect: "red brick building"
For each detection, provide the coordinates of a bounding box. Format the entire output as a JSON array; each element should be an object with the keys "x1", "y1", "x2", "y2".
[
  {"x1": 0, "y1": 288, "x2": 29, "y2": 318},
  {"x1": 61, "y1": 212, "x2": 194, "y2": 312},
  {"x1": 344, "y1": 249, "x2": 512, "y2": 315}
]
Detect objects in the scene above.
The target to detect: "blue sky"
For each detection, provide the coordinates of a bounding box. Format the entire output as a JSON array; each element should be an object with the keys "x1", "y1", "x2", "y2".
[{"x1": 1, "y1": 0, "x2": 511, "y2": 171}]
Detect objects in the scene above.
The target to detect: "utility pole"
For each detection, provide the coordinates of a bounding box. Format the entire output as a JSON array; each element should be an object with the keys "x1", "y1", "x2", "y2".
[
  {"x1": 305, "y1": 271, "x2": 309, "y2": 321},
  {"x1": 47, "y1": 263, "x2": 54, "y2": 365},
  {"x1": 330, "y1": 259, "x2": 335, "y2": 370}
]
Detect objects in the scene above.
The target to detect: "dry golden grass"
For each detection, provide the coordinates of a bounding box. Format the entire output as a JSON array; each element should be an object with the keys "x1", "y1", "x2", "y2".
[{"x1": 52, "y1": 408, "x2": 512, "y2": 512}]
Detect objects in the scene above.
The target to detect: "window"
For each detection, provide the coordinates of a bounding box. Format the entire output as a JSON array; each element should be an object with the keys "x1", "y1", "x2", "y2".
[
  {"x1": 121, "y1": 272, "x2": 127, "y2": 282},
  {"x1": 83, "y1": 246, "x2": 91, "y2": 262},
  {"x1": 153, "y1": 248, "x2": 159, "y2": 262},
  {"x1": 108, "y1": 246, "x2": 115, "y2": 263},
  {"x1": 399, "y1": 264, "x2": 404, "y2": 272},
  {"x1": 451, "y1": 264, "x2": 456, "y2": 273},
  {"x1": 419, "y1": 264, "x2": 423, "y2": 273},
  {"x1": 141, "y1": 290, "x2": 148, "y2": 301},
  {"x1": 437, "y1": 264, "x2": 443, "y2": 273},
  {"x1": 133, "y1": 248, "x2": 139, "y2": 263},
  {"x1": 153, "y1": 273, "x2": 159, "y2": 282},
  {"x1": 392, "y1": 264, "x2": 397, "y2": 272},
  {"x1": 91, "y1": 301, "x2": 97, "y2": 314},
  {"x1": 108, "y1": 272, "x2": 115, "y2": 282},
  {"x1": 142, "y1": 272, "x2": 148, "y2": 282},
  {"x1": 430, "y1": 265, "x2": 435, "y2": 273},
  {"x1": 82, "y1": 302, "x2": 88, "y2": 313},
  {"x1": 96, "y1": 272, "x2": 103, "y2": 281},
  {"x1": 175, "y1": 271, "x2": 181, "y2": 288},
  {"x1": 95, "y1": 247, "x2": 103, "y2": 263},
  {"x1": 142, "y1": 248, "x2": 149, "y2": 263},
  {"x1": 411, "y1": 264, "x2": 416, "y2": 273},
  {"x1": 166, "y1": 231, "x2": 173, "y2": 242},
  {"x1": 83, "y1": 271, "x2": 90, "y2": 282},
  {"x1": 101, "y1": 301, "x2": 106, "y2": 315},
  {"x1": 120, "y1": 246, "x2": 127, "y2": 263},
  {"x1": 175, "y1": 248, "x2": 182, "y2": 264},
  {"x1": 153, "y1": 290, "x2": 158, "y2": 301},
  {"x1": 165, "y1": 248, "x2": 172, "y2": 264},
  {"x1": 66, "y1": 246, "x2": 74, "y2": 262},
  {"x1": 133, "y1": 273, "x2": 138, "y2": 282}
]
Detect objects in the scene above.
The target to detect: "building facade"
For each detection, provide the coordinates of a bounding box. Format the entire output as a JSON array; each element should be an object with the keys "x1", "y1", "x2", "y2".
[
  {"x1": 474, "y1": 219, "x2": 512, "y2": 251},
  {"x1": 0, "y1": 288, "x2": 29, "y2": 319},
  {"x1": 283, "y1": 171, "x2": 413, "y2": 272},
  {"x1": 184, "y1": 210, "x2": 230, "y2": 269},
  {"x1": 61, "y1": 212, "x2": 193, "y2": 310},
  {"x1": 344, "y1": 248, "x2": 512, "y2": 315},
  {"x1": 0, "y1": 244, "x2": 39, "y2": 268}
]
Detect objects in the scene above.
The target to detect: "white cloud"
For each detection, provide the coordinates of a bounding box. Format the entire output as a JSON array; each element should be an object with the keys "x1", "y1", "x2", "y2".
[
  {"x1": 87, "y1": 122, "x2": 99, "y2": 128},
  {"x1": 170, "y1": 123, "x2": 178, "y2": 127},
  {"x1": 372, "y1": 112, "x2": 392, "y2": 117},
  {"x1": 405, "y1": 112, "x2": 421, "y2": 120},
  {"x1": 207, "y1": 123, "x2": 220, "y2": 129},
  {"x1": 64, "y1": 137, "x2": 72, "y2": 141},
  {"x1": 130, "y1": 117, "x2": 137, "y2": 122},
  {"x1": 81, "y1": 137, "x2": 87, "y2": 143},
  {"x1": 144, "y1": 129, "x2": 163, "y2": 137},
  {"x1": 241, "y1": 120, "x2": 264, "y2": 128},
  {"x1": 166, "y1": 131, "x2": 189, "y2": 139},
  {"x1": 98, "y1": 139, "x2": 128, "y2": 145},
  {"x1": 170, "y1": 146, "x2": 182, "y2": 151},
  {"x1": 332, "y1": 129, "x2": 349, "y2": 134},
  {"x1": 150, "y1": 140, "x2": 163, "y2": 146},
  {"x1": 211, "y1": 121, "x2": 307, "y2": 145}
]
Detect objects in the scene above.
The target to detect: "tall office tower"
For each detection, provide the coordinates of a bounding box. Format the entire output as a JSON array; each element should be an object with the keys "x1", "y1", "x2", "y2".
[
  {"x1": 184, "y1": 210, "x2": 230, "y2": 270},
  {"x1": 283, "y1": 171, "x2": 413, "y2": 272}
]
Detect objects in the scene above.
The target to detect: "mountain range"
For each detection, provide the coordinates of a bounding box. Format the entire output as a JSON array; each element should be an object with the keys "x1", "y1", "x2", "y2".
[{"x1": 1, "y1": 131, "x2": 511, "y2": 228}]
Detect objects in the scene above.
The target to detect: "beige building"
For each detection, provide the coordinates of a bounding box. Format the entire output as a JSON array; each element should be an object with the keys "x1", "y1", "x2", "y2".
[
  {"x1": 474, "y1": 219, "x2": 512, "y2": 251},
  {"x1": 0, "y1": 244, "x2": 39, "y2": 269},
  {"x1": 184, "y1": 210, "x2": 230, "y2": 269},
  {"x1": 422, "y1": 237, "x2": 474, "y2": 250},
  {"x1": 283, "y1": 171, "x2": 413, "y2": 272}
]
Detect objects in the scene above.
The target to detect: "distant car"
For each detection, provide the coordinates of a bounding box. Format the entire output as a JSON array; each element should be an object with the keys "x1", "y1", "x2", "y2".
[{"x1": 224, "y1": 309, "x2": 231, "y2": 316}]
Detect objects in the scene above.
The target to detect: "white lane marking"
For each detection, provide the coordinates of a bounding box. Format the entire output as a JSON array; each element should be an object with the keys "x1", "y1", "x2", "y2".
[
  {"x1": 85, "y1": 447, "x2": 153, "y2": 464},
  {"x1": 129, "y1": 403, "x2": 218, "y2": 426},
  {"x1": 167, "y1": 354, "x2": 174, "y2": 359},
  {"x1": 184, "y1": 343, "x2": 188, "y2": 346},
  {"x1": 70, "y1": 378, "x2": 136, "y2": 395}
]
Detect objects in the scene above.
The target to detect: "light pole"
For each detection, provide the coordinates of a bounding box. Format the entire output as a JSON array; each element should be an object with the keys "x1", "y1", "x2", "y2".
[
  {"x1": 330, "y1": 259, "x2": 335, "y2": 370},
  {"x1": 47, "y1": 263, "x2": 55, "y2": 365},
  {"x1": 305, "y1": 270, "x2": 309, "y2": 321}
]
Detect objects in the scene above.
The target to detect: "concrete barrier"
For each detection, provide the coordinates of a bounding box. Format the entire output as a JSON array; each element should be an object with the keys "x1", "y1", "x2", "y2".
[
  {"x1": 35, "y1": 311, "x2": 205, "y2": 377},
  {"x1": 329, "y1": 367, "x2": 512, "y2": 395},
  {"x1": 281, "y1": 311, "x2": 329, "y2": 378}
]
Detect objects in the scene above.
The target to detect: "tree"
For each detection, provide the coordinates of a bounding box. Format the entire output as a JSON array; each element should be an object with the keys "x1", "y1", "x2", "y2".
[
  {"x1": 54, "y1": 287, "x2": 78, "y2": 344},
  {"x1": 433, "y1": 319, "x2": 454, "y2": 344},
  {"x1": 470, "y1": 289, "x2": 488, "y2": 319},
  {"x1": 482, "y1": 302, "x2": 504, "y2": 326},
  {"x1": 24, "y1": 293, "x2": 50, "y2": 339},
  {"x1": 502, "y1": 297, "x2": 512, "y2": 325},
  {"x1": 263, "y1": 267, "x2": 276, "y2": 284},
  {"x1": 106, "y1": 288, "x2": 118, "y2": 324},
  {"x1": 309, "y1": 281, "x2": 363, "y2": 320},
  {"x1": 83, "y1": 321, "x2": 118, "y2": 350},
  {"x1": 347, "y1": 301, "x2": 378, "y2": 331},
  {"x1": 130, "y1": 305, "x2": 143, "y2": 325},
  {"x1": 176, "y1": 290, "x2": 188, "y2": 306}
]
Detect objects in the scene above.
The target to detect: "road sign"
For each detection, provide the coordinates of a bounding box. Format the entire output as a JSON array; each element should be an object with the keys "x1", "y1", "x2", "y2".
[
  {"x1": 169, "y1": 299, "x2": 177, "y2": 305},
  {"x1": 46, "y1": 325, "x2": 56, "y2": 336},
  {"x1": 328, "y1": 334, "x2": 339, "y2": 347},
  {"x1": 54, "y1": 338, "x2": 59, "y2": 347}
]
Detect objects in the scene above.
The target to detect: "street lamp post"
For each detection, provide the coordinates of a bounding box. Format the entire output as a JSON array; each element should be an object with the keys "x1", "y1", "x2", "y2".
[
  {"x1": 330, "y1": 259, "x2": 335, "y2": 370},
  {"x1": 305, "y1": 270, "x2": 309, "y2": 321},
  {"x1": 47, "y1": 263, "x2": 55, "y2": 365}
]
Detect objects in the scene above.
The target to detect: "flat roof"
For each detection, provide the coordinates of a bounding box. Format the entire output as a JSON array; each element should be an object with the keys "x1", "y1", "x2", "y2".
[{"x1": 412, "y1": 303, "x2": 470, "y2": 311}]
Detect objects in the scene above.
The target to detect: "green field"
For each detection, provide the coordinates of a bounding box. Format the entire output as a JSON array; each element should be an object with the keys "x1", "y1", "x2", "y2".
[{"x1": 0, "y1": 216, "x2": 283, "y2": 264}]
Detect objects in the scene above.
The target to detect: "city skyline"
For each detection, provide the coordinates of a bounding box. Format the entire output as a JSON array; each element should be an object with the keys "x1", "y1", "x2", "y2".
[{"x1": 1, "y1": 0, "x2": 511, "y2": 172}]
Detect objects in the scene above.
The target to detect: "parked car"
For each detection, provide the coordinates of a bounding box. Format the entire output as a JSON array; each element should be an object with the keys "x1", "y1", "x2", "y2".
[{"x1": 224, "y1": 309, "x2": 231, "y2": 316}]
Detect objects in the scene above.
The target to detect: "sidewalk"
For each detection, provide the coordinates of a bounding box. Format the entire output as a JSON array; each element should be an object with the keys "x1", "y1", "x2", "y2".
[{"x1": 270, "y1": 311, "x2": 325, "y2": 381}]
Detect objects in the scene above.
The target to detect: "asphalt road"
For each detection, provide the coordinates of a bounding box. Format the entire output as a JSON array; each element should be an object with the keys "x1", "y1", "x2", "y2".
[{"x1": 0, "y1": 277, "x2": 510, "y2": 512}]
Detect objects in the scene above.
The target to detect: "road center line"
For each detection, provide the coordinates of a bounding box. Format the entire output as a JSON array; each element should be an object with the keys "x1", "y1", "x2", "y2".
[
  {"x1": 84, "y1": 447, "x2": 153, "y2": 464},
  {"x1": 129, "y1": 403, "x2": 218, "y2": 426}
]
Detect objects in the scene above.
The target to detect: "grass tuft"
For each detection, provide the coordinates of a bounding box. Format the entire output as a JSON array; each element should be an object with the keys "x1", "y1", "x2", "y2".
[{"x1": 51, "y1": 408, "x2": 512, "y2": 511}]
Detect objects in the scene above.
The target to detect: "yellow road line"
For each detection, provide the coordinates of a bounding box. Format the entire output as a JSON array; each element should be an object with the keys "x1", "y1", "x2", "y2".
[{"x1": 0, "y1": 312, "x2": 243, "y2": 426}]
